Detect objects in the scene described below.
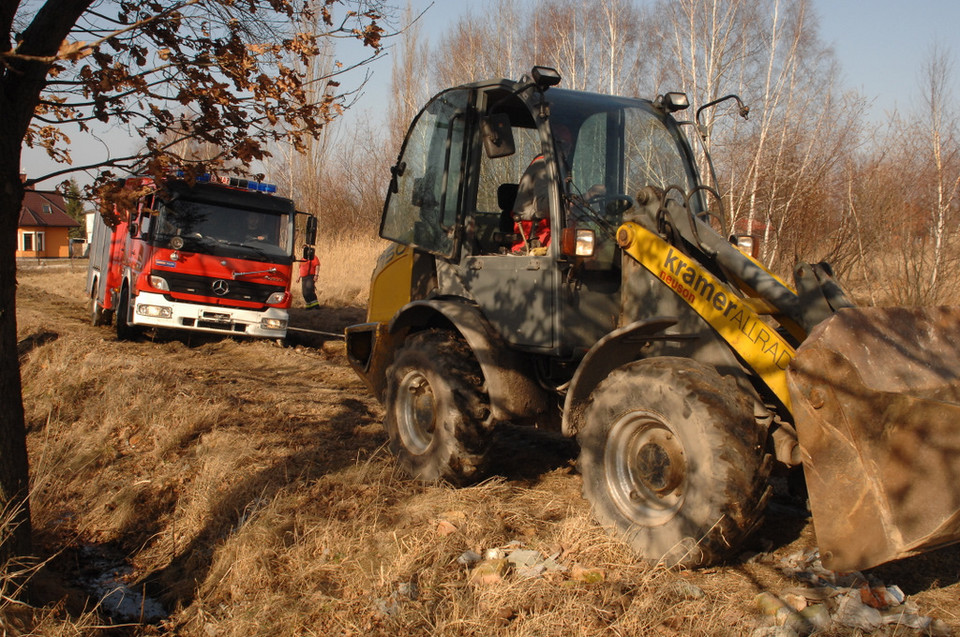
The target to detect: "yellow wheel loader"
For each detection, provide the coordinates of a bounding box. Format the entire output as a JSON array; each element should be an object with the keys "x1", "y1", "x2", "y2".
[{"x1": 346, "y1": 66, "x2": 960, "y2": 570}]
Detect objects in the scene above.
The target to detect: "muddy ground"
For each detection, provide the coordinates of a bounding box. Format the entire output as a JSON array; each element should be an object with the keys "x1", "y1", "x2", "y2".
[{"x1": 10, "y1": 262, "x2": 960, "y2": 636}]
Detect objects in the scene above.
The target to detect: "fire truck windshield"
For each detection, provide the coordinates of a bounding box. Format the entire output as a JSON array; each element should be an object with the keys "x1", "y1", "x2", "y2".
[{"x1": 154, "y1": 198, "x2": 293, "y2": 262}]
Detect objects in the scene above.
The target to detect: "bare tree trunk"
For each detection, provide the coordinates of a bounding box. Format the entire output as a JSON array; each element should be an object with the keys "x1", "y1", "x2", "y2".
[
  {"x1": 924, "y1": 47, "x2": 959, "y2": 298},
  {"x1": 389, "y1": 2, "x2": 432, "y2": 156},
  {"x1": 0, "y1": 0, "x2": 96, "y2": 568},
  {"x1": 0, "y1": 167, "x2": 31, "y2": 566}
]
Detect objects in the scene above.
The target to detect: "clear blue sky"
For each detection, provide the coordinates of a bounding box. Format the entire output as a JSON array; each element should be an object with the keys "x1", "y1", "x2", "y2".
[
  {"x1": 810, "y1": 0, "x2": 959, "y2": 117},
  {"x1": 21, "y1": 0, "x2": 960, "y2": 187}
]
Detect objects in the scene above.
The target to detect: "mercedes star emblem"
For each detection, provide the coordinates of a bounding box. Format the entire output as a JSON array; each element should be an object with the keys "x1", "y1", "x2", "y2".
[{"x1": 211, "y1": 279, "x2": 230, "y2": 296}]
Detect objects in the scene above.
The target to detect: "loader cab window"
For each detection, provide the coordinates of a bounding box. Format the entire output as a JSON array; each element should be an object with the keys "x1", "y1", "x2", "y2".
[
  {"x1": 381, "y1": 89, "x2": 469, "y2": 258},
  {"x1": 550, "y1": 90, "x2": 701, "y2": 268},
  {"x1": 476, "y1": 125, "x2": 542, "y2": 213},
  {"x1": 472, "y1": 120, "x2": 544, "y2": 254},
  {"x1": 468, "y1": 87, "x2": 552, "y2": 256},
  {"x1": 564, "y1": 101, "x2": 697, "y2": 213}
]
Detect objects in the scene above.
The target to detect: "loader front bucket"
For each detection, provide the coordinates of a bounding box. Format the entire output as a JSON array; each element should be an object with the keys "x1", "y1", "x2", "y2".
[{"x1": 787, "y1": 306, "x2": 960, "y2": 572}]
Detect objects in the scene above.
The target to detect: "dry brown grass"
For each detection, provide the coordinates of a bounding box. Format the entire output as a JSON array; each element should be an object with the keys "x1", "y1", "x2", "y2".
[
  {"x1": 6, "y1": 261, "x2": 960, "y2": 636},
  {"x1": 292, "y1": 234, "x2": 387, "y2": 308}
]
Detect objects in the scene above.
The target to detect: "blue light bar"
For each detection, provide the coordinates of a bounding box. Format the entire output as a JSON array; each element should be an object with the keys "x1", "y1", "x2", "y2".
[
  {"x1": 169, "y1": 170, "x2": 214, "y2": 183},
  {"x1": 226, "y1": 176, "x2": 277, "y2": 193},
  {"x1": 168, "y1": 170, "x2": 276, "y2": 194}
]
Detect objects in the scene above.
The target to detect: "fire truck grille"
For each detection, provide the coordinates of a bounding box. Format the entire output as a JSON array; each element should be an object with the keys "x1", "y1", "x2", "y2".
[{"x1": 159, "y1": 272, "x2": 284, "y2": 304}]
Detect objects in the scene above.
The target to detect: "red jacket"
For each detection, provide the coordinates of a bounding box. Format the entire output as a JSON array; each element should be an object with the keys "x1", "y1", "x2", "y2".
[{"x1": 299, "y1": 255, "x2": 319, "y2": 279}]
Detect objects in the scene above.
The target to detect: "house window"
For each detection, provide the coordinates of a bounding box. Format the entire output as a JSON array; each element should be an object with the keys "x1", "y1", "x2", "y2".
[
  {"x1": 21, "y1": 231, "x2": 45, "y2": 252},
  {"x1": 42, "y1": 204, "x2": 52, "y2": 214}
]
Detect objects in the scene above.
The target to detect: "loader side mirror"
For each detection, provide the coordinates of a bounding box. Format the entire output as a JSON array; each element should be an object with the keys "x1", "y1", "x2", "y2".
[
  {"x1": 481, "y1": 114, "x2": 515, "y2": 159},
  {"x1": 302, "y1": 245, "x2": 315, "y2": 260}
]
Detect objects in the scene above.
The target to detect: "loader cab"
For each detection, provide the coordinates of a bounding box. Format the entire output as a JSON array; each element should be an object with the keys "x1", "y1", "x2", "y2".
[{"x1": 380, "y1": 72, "x2": 702, "y2": 358}]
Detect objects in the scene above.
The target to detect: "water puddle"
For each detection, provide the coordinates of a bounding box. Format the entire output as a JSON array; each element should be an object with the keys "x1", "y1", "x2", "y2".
[{"x1": 77, "y1": 545, "x2": 167, "y2": 623}]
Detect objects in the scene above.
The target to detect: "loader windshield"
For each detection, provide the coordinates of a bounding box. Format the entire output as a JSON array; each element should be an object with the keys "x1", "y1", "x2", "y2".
[
  {"x1": 537, "y1": 89, "x2": 700, "y2": 269},
  {"x1": 548, "y1": 89, "x2": 700, "y2": 221}
]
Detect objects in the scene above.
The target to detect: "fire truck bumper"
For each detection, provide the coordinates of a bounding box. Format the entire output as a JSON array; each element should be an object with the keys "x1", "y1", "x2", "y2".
[{"x1": 131, "y1": 291, "x2": 289, "y2": 338}]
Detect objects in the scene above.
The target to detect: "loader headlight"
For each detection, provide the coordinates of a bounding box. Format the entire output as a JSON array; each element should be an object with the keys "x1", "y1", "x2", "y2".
[
  {"x1": 731, "y1": 234, "x2": 759, "y2": 258},
  {"x1": 137, "y1": 304, "x2": 173, "y2": 319},
  {"x1": 150, "y1": 275, "x2": 170, "y2": 291},
  {"x1": 260, "y1": 318, "x2": 287, "y2": 331},
  {"x1": 562, "y1": 227, "x2": 596, "y2": 258},
  {"x1": 265, "y1": 291, "x2": 288, "y2": 305}
]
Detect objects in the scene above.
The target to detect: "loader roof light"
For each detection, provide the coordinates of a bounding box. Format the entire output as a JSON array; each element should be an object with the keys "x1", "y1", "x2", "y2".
[
  {"x1": 732, "y1": 234, "x2": 759, "y2": 258},
  {"x1": 531, "y1": 66, "x2": 561, "y2": 91},
  {"x1": 654, "y1": 92, "x2": 690, "y2": 113}
]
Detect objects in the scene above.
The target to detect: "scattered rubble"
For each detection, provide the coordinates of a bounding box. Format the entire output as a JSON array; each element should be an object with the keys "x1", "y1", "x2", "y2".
[
  {"x1": 373, "y1": 577, "x2": 420, "y2": 616},
  {"x1": 456, "y1": 540, "x2": 571, "y2": 588},
  {"x1": 393, "y1": 518, "x2": 953, "y2": 635},
  {"x1": 751, "y1": 549, "x2": 951, "y2": 636}
]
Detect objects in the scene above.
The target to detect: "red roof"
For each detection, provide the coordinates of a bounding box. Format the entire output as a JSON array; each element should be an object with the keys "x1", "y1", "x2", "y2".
[
  {"x1": 732, "y1": 217, "x2": 769, "y2": 235},
  {"x1": 19, "y1": 190, "x2": 79, "y2": 228}
]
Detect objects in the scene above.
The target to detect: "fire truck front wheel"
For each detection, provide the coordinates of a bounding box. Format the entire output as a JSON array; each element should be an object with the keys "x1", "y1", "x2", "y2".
[{"x1": 115, "y1": 286, "x2": 140, "y2": 340}]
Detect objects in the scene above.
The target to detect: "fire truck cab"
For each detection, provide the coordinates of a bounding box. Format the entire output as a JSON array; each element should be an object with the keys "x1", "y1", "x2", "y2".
[{"x1": 87, "y1": 174, "x2": 313, "y2": 340}]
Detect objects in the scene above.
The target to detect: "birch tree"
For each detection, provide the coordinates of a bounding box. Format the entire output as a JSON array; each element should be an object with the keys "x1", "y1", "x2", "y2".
[
  {"x1": 651, "y1": 0, "x2": 861, "y2": 275},
  {"x1": 877, "y1": 47, "x2": 960, "y2": 304},
  {"x1": 388, "y1": 2, "x2": 431, "y2": 156},
  {"x1": 923, "y1": 46, "x2": 960, "y2": 300}
]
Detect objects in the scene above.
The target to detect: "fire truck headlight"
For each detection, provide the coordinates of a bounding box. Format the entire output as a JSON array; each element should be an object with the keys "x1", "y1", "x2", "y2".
[
  {"x1": 260, "y1": 318, "x2": 287, "y2": 331},
  {"x1": 150, "y1": 275, "x2": 170, "y2": 291},
  {"x1": 265, "y1": 292, "x2": 287, "y2": 305},
  {"x1": 137, "y1": 304, "x2": 173, "y2": 319}
]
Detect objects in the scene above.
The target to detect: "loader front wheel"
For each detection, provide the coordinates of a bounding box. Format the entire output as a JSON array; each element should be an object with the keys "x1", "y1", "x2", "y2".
[
  {"x1": 578, "y1": 357, "x2": 770, "y2": 568},
  {"x1": 384, "y1": 330, "x2": 490, "y2": 485}
]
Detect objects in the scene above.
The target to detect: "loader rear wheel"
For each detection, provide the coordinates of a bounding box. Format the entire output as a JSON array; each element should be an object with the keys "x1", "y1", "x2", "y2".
[
  {"x1": 384, "y1": 330, "x2": 490, "y2": 484},
  {"x1": 578, "y1": 357, "x2": 770, "y2": 568}
]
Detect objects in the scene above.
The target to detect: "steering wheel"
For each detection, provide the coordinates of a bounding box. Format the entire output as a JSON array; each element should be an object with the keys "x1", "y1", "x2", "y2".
[{"x1": 588, "y1": 193, "x2": 635, "y2": 216}]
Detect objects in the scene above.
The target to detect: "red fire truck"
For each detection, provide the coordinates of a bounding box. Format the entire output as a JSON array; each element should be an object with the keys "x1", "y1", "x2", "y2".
[{"x1": 86, "y1": 174, "x2": 316, "y2": 340}]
